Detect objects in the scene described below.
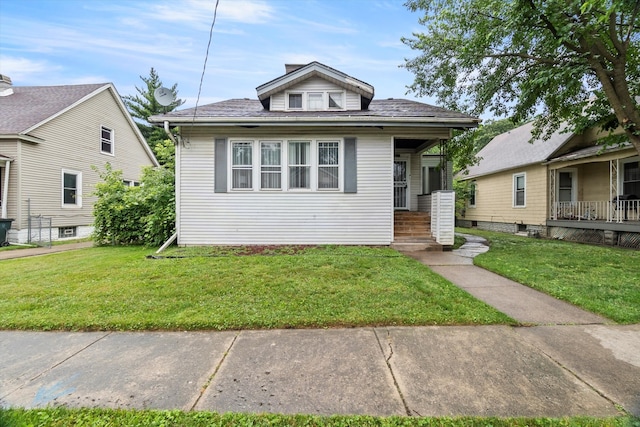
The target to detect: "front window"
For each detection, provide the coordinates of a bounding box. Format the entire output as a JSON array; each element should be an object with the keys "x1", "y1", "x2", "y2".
[
  {"x1": 289, "y1": 141, "x2": 311, "y2": 189},
  {"x1": 261, "y1": 141, "x2": 282, "y2": 189},
  {"x1": 62, "y1": 170, "x2": 82, "y2": 207},
  {"x1": 232, "y1": 142, "x2": 253, "y2": 189},
  {"x1": 513, "y1": 173, "x2": 526, "y2": 207},
  {"x1": 101, "y1": 126, "x2": 114, "y2": 154},
  {"x1": 623, "y1": 161, "x2": 639, "y2": 196},
  {"x1": 318, "y1": 141, "x2": 339, "y2": 189}
]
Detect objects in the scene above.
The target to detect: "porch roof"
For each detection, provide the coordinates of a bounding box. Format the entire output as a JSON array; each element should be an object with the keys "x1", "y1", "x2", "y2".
[{"x1": 545, "y1": 142, "x2": 634, "y2": 164}]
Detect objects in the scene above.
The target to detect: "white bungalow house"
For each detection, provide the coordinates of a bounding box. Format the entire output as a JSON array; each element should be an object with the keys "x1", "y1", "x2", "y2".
[
  {"x1": 149, "y1": 62, "x2": 478, "y2": 247},
  {"x1": 457, "y1": 121, "x2": 640, "y2": 248},
  {"x1": 0, "y1": 75, "x2": 159, "y2": 244}
]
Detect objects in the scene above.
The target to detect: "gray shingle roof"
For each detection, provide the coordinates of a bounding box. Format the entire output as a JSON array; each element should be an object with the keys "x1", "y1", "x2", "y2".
[
  {"x1": 463, "y1": 121, "x2": 573, "y2": 179},
  {"x1": 0, "y1": 84, "x2": 107, "y2": 134},
  {"x1": 150, "y1": 98, "x2": 477, "y2": 122}
]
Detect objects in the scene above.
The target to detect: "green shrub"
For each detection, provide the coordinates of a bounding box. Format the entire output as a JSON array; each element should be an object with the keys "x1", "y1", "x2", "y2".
[{"x1": 92, "y1": 163, "x2": 175, "y2": 246}]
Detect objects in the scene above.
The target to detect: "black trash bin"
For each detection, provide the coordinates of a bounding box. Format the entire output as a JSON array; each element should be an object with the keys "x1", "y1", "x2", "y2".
[{"x1": 0, "y1": 218, "x2": 14, "y2": 247}]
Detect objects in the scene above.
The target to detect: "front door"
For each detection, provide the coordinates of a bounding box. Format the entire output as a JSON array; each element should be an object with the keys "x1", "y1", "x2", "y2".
[{"x1": 394, "y1": 159, "x2": 409, "y2": 210}]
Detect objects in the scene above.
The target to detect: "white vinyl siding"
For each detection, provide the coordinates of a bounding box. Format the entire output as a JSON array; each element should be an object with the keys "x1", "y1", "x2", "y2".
[
  {"x1": 13, "y1": 87, "x2": 155, "y2": 229},
  {"x1": 178, "y1": 130, "x2": 392, "y2": 245}
]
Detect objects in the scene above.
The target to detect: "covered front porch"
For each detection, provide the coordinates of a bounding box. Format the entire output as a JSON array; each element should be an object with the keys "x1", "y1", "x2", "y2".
[
  {"x1": 392, "y1": 138, "x2": 455, "y2": 247},
  {"x1": 546, "y1": 150, "x2": 640, "y2": 247}
]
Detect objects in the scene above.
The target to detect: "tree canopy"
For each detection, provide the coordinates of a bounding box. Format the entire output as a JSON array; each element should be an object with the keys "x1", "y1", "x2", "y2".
[
  {"x1": 122, "y1": 68, "x2": 184, "y2": 166},
  {"x1": 402, "y1": 0, "x2": 640, "y2": 156}
]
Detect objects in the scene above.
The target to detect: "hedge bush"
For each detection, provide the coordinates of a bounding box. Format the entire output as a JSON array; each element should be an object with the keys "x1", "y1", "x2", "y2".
[{"x1": 92, "y1": 163, "x2": 175, "y2": 246}]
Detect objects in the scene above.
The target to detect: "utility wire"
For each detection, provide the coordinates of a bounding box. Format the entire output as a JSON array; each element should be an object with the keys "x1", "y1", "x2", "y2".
[{"x1": 192, "y1": 0, "x2": 220, "y2": 123}]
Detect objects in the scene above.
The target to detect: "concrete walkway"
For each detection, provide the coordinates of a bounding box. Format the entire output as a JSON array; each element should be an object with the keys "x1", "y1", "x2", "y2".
[
  {"x1": 1, "y1": 236, "x2": 639, "y2": 417},
  {"x1": 0, "y1": 241, "x2": 94, "y2": 260}
]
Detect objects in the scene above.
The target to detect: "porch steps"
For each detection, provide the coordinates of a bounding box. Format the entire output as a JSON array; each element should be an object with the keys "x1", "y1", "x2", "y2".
[{"x1": 391, "y1": 211, "x2": 442, "y2": 252}]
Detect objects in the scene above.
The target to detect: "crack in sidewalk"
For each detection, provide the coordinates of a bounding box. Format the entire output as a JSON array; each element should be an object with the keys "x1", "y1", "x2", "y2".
[
  {"x1": 188, "y1": 332, "x2": 238, "y2": 411},
  {"x1": 374, "y1": 328, "x2": 412, "y2": 416}
]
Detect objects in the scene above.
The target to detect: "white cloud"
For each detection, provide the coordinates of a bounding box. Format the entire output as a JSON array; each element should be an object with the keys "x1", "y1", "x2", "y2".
[{"x1": 0, "y1": 56, "x2": 58, "y2": 81}]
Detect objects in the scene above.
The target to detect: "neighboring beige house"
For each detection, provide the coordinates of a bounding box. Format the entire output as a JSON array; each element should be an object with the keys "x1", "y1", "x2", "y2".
[
  {"x1": 458, "y1": 121, "x2": 640, "y2": 248},
  {"x1": 0, "y1": 76, "x2": 159, "y2": 244},
  {"x1": 149, "y1": 62, "x2": 477, "y2": 247}
]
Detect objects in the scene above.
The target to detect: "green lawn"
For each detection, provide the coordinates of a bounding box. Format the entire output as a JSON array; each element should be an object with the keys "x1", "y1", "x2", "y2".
[
  {"x1": 0, "y1": 245, "x2": 512, "y2": 331},
  {"x1": 458, "y1": 228, "x2": 640, "y2": 324},
  {"x1": 0, "y1": 408, "x2": 634, "y2": 427}
]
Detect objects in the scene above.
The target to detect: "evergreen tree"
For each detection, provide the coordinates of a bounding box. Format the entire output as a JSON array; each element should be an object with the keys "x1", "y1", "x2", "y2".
[{"x1": 123, "y1": 68, "x2": 184, "y2": 165}]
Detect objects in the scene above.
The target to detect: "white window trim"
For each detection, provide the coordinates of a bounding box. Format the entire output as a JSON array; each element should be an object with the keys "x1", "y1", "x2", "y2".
[
  {"x1": 227, "y1": 138, "x2": 343, "y2": 193},
  {"x1": 260, "y1": 140, "x2": 283, "y2": 191},
  {"x1": 230, "y1": 141, "x2": 254, "y2": 190},
  {"x1": 286, "y1": 92, "x2": 304, "y2": 110},
  {"x1": 100, "y1": 125, "x2": 115, "y2": 156},
  {"x1": 284, "y1": 90, "x2": 346, "y2": 112},
  {"x1": 513, "y1": 172, "x2": 526, "y2": 208},
  {"x1": 61, "y1": 169, "x2": 82, "y2": 208},
  {"x1": 556, "y1": 168, "x2": 578, "y2": 202},
  {"x1": 469, "y1": 180, "x2": 477, "y2": 208},
  {"x1": 619, "y1": 156, "x2": 640, "y2": 195},
  {"x1": 317, "y1": 140, "x2": 341, "y2": 191}
]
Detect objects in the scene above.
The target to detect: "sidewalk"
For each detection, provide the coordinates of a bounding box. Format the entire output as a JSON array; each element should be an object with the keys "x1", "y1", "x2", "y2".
[
  {"x1": 1, "y1": 236, "x2": 639, "y2": 417},
  {"x1": 0, "y1": 241, "x2": 94, "y2": 260}
]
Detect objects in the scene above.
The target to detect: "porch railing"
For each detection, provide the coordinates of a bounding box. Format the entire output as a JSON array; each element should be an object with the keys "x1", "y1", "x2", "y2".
[{"x1": 551, "y1": 200, "x2": 640, "y2": 222}]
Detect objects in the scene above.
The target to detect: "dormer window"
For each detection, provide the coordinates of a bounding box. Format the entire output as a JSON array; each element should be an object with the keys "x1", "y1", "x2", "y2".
[
  {"x1": 285, "y1": 90, "x2": 346, "y2": 111},
  {"x1": 288, "y1": 93, "x2": 303, "y2": 109},
  {"x1": 308, "y1": 93, "x2": 323, "y2": 110},
  {"x1": 328, "y1": 92, "x2": 343, "y2": 109}
]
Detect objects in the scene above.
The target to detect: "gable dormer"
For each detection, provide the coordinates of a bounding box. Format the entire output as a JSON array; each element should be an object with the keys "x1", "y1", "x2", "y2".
[{"x1": 256, "y1": 62, "x2": 374, "y2": 112}]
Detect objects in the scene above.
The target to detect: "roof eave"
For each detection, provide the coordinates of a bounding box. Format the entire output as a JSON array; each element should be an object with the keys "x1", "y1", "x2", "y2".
[
  {"x1": 0, "y1": 133, "x2": 45, "y2": 144},
  {"x1": 149, "y1": 116, "x2": 480, "y2": 128}
]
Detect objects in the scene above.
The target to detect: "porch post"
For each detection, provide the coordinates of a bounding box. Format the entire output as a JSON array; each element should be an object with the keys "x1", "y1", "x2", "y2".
[
  {"x1": 549, "y1": 168, "x2": 556, "y2": 220},
  {"x1": 609, "y1": 159, "x2": 619, "y2": 223}
]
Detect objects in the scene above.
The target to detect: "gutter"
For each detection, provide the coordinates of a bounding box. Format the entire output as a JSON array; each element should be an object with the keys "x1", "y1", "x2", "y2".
[{"x1": 163, "y1": 121, "x2": 178, "y2": 145}]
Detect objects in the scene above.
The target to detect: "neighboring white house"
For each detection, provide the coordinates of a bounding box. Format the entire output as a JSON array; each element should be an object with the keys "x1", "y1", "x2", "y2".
[
  {"x1": 149, "y1": 62, "x2": 478, "y2": 246},
  {"x1": 458, "y1": 121, "x2": 640, "y2": 248},
  {"x1": 0, "y1": 75, "x2": 159, "y2": 244}
]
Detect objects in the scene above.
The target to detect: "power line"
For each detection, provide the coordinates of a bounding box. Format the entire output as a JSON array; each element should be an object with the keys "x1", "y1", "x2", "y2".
[{"x1": 192, "y1": 0, "x2": 220, "y2": 123}]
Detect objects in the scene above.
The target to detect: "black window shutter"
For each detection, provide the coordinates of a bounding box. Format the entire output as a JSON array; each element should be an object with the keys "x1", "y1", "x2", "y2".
[
  {"x1": 344, "y1": 137, "x2": 357, "y2": 193},
  {"x1": 214, "y1": 138, "x2": 227, "y2": 193}
]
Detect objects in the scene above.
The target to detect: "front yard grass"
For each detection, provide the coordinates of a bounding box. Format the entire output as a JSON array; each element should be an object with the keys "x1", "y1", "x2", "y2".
[
  {"x1": 458, "y1": 228, "x2": 640, "y2": 324},
  {"x1": 1, "y1": 408, "x2": 634, "y2": 427},
  {"x1": 0, "y1": 245, "x2": 512, "y2": 331}
]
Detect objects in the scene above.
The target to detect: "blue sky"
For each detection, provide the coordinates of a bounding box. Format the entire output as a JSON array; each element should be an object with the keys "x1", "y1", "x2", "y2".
[{"x1": 0, "y1": 0, "x2": 460, "y2": 115}]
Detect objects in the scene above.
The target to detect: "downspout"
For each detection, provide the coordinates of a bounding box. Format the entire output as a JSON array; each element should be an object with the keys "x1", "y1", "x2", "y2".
[
  {"x1": 1, "y1": 159, "x2": 10, "y2": 218},
  {"x1": 156, "y1": 121, "x2": 179, "y2": 254}
]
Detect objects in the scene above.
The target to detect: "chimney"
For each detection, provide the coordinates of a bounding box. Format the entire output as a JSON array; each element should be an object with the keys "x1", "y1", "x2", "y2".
[
  {"x1": 0, "y1": 75, "x2": 13, "y2": 96},
  {"x1": 285, "y1": 64, "x2": 305, "y2": 74}
]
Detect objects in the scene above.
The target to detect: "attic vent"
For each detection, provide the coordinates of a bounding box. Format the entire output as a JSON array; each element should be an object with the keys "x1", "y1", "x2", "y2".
[{"x1": 0, "y1": 74, "x2": 13, "y2": 96}]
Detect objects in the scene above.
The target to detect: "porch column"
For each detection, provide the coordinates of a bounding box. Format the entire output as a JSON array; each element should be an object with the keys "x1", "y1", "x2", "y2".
[
  {"x1": 609, "y1": 159, "x2": 619, "y2": 223},
  {"x1": 1, "y1": 159, "x2": 9, "y2": 219},
  {"x1": 549, "y1": 168, "x2": 557, "y2": 220}
]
